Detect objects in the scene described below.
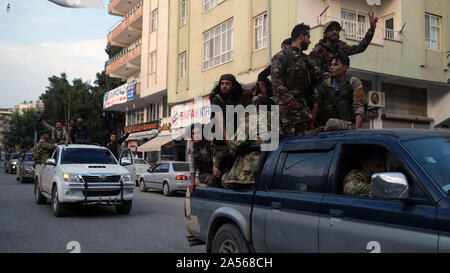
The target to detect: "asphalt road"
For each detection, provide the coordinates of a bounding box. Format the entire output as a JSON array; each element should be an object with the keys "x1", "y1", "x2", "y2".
[{"x1": 0, "y1": 161, "x2": 205, "y2": 253}]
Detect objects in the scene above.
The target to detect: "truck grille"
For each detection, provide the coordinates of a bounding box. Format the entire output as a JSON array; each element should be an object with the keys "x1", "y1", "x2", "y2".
[
  {"x1": 83, "y1": 190, "x2": 121, "y2": 197},
  {"x1": 82, "y1": 175, "x2": 121, "y2": 183}
]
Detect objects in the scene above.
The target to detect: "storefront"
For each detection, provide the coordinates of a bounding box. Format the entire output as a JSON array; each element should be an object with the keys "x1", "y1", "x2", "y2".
[{"x1": 124, "y1": 120, "x2": 159, "y2": 160}]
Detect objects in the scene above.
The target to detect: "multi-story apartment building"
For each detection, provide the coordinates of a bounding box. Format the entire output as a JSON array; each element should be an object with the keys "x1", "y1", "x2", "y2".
[
  {"x1": 13, "y1": 101, "x2": 35, "y2": 115},
  {"x1": 0, "y1": 108, "x2": 13, "y2": 149},
  {"x1": 298, "y1": 0, "x2": 450, "y2": 129},
  {"x1": 104, "y1": 0, "x2": 175, "y2": 162},
  {"x1": 167, "y1": 0, "x2": 298, "y2": 131}
]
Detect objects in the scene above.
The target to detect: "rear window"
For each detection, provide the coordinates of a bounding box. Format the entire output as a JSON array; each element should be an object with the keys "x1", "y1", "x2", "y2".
[
  {"x1": 24, "y1": 154, "x2": 33, "y2": 161},
  {"x1": 173, "y1": 163, "x2": 189, "y2": 172},
  {"x1": 61, "y1": 148, "x2": 117, "y2": 165}
]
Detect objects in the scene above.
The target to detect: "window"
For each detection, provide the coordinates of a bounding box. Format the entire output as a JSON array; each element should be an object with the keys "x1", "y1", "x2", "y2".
[
  {"x1": 203, "y1": 19, "x2": 233, "y2": 70},
  {"x1": 163, "y1": 96, "x2": 168, "y2": 117},
  {"x1": 425, "y1": 13, "x2": 441, "y2": 51},
  {"x1": 179, "y1": 52, "x2": 186, "y2": 79},
  {"x1": 384, "y1": 17, "x2": 394, "y2": 39},
  {"x1": 254, "y1": 13, "x2": 268, "y2": 50},
  {"x1": 204, "y1": 0, "x2": 224, "y2": 13},
  {"x1": 341, "y1": 10, "x2": 366, "y2": 40},
  {"x1": 150, "y1": 51, "x2": 157, "y2": 74},
  {"x1": 151, "y1": 9, "x2": 158, "y2": 32},
  {"x1": 273, "y1": 151, "x2": 333, "y2": 193},
  {"x1": 180, "y1": 0, "x2": 187, "y2": 27},
  {"x1": 156, "y1": 103, "x2": 160, "y2": 119}
]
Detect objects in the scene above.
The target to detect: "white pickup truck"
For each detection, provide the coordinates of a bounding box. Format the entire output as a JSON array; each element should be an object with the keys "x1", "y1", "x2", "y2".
[{"x1": 34, "y1": 144, "x2": 135, "y2": 217}]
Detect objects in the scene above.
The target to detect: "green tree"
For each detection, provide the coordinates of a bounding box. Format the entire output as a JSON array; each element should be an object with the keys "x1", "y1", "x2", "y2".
[{"x1": 2, "y1": 108, "x2": 37, "y2": 150}]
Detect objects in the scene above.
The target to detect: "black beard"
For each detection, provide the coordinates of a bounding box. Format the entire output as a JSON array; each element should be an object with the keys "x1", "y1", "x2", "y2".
[{"x1": 301, "y1": 42, "x2": 309, "y2": 51}]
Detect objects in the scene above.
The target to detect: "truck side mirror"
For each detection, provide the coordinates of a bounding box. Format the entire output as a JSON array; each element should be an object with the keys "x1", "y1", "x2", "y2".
[
  {"x1": 121, "y1": 158, "x2": 132, "y2": 166},
  {"x1": 46, "y1": 158, "x2": 57, "y2": 166},
  {"x1": 372, "y1": 172, "x2": 410, "y2": 200}
]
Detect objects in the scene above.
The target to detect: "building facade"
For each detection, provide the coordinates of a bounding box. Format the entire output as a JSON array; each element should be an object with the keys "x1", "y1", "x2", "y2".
[{"x1": 298, "y1": 0, "x2": 450, "y2": 129}]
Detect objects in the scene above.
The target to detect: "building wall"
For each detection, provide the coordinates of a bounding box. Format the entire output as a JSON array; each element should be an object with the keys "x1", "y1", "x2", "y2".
[{"x1": 168, "y1": 0, "x2": 297, "y2": 105}]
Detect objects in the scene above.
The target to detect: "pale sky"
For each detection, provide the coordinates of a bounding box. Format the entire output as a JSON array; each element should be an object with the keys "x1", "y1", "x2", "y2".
[{"x1": 0, "y1": 0, "x2": 119, "y2": 108}]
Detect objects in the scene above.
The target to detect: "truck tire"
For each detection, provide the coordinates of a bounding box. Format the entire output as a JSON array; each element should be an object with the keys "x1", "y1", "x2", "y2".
[
  {"x1": 51, "y1": 186, "x2": 67, "y2": 217},
  {"x1": 139, "y1": 178, "x2": 147, "y2": 192},
  {"x1": 34, "y1": 179, "x2": 46, "y2": 205},
  {"x1": 116, "y1": 200, "x2": 132, "y2": 215},
  {"x1": 163, "y1": 182, "x2": 173, "y2": 197},
  {"x1": 212, "y1": 223, "x2": 250, "y2": 253}
]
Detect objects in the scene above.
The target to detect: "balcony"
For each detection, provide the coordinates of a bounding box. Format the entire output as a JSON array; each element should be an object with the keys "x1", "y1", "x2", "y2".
[
  {"x1": 304, "y1": 15, "x2": 402, "y2": 45},
  {"x1": 106, "y1": 39, "x2": 142, "y2": 79},
  {"x1": 108, "y1": 0, "x2": 142, "y2": 16},
  {"x1": 107, "y1": 1, "x2": 143, "y2": 47}
]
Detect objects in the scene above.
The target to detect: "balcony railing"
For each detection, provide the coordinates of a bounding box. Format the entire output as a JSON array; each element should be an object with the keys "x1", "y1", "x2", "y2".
[
  {"x1": 106, "y1": 38, "x2": 142, "y2": 67},
  {"x1": 108, "y1": 0, "x2": 143, "y2": 33},
  {"x1": 303, "y1": 15, "x2": 402, "y2": 45}
]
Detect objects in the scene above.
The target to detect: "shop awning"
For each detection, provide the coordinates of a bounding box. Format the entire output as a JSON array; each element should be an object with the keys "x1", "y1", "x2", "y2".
[{"x1": 138, "y1": 135, "x2": 174, "y2": 152}]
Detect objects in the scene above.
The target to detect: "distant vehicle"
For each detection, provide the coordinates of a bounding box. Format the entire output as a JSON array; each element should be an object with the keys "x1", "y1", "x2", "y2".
[
  {"x1": 6, "y1": 153, "x2": 20, "y2": 174},
  {"x1": 134, "y1": 158, "x2": 150, "y2": 184},
  {"x1": 139, "y1": 161, "x2": 190, "y2": 196},
  {"x1": 16, "y1": 153, "x2": 35, "y2": 183},
  {"x1": 34, "y1": 144, "x2": 134, "y2": 217}
]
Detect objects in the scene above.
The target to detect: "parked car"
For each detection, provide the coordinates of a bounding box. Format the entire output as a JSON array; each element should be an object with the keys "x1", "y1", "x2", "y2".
[
  {"x1": 6, "y1": 152, "x2": 20, "y2": 174},
  {"x1": 16, "y1": 153, "x2": 35, "y2": 183},
  {"x1": 134, "y1": 158, "x2": 150, "y2": 184},
  {"x1": 186, "y1": 129, "x2": 450, "y2": 253},
  {"x1": 139, "y1": 161, "x2": 190, "y2": 196},
  {"x1": 34, "y1": 144, "x2": 134, "y2": 217}
]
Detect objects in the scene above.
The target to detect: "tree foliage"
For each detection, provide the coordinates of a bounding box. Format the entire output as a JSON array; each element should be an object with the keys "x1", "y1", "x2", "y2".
[{"x1": 2, "y1": 108, "x2": 37, "y2": 150}]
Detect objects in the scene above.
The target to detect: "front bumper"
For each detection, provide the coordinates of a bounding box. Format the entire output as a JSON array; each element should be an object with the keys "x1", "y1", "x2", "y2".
[{"x1": 59, "y1": 182, "x2": 134, "y2": 204}]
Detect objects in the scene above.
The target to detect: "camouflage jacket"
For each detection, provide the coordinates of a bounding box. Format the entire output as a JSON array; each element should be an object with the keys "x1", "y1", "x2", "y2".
[
  {"x1": 309, "y1": 29, "x2": 375, "y2": 72},
  {"x1": 315, "y1": 76, "x2": 367, "y2": 126},
  {"x1": 343, "y1": 169, "x2": 372, "y2": 198},
  {"x1": 271, "y1": 46, "x2": 326, "y2": 108},
  {"x1": 32, "y1": 139, "x2": 56, "y2": 164}
]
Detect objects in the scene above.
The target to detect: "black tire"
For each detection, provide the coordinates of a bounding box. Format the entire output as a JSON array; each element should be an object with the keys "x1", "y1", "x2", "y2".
[
  {"x1": 163, "y1": 182, "x2": 173, "y2": 197},
  {"x1": 139, "y1": 179, "x2": 147, "y2": 192},
  {"x1": 51, "y1": 186, "x2": 67, "y2": 217},
  {"x1": 115, "y1": 200, "x2": 132, "y2": 215},
  {"x1": 211, "y1": 224, "x2": 250, "y2": 253},
  {"x1": 34, "y1": 179, "x2": 46, "y2": 205}
]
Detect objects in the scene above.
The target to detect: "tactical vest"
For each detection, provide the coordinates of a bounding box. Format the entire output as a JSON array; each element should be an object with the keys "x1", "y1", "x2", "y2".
[
  {"x1": 285, "y1": 48, "x2": 313, "y2": 99},
  {"x1": 319, "y1": 80, "x2": 355, "y2": 125}
]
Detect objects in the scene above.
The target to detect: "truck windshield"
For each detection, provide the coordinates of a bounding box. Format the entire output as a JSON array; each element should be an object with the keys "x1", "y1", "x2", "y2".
[
  {"x1": 24, "y1": 154, "x2": 33, "y2": 161},
  {"x1": 402, "y1": 137, "x2": 450, "y2": 194},
  {"x1": 61, "y1": 149, "x2": 117, "y2": 165},
  {"x1": 11, "y1": 153, "x2": 19, "y2": 159}
]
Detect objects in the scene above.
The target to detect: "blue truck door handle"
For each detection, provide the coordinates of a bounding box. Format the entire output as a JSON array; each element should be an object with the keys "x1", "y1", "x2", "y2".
[
  {"x1": 329, "y1": 209, "x2": 344, "y2": 218},
  {"x1": 271, "y1": 202, "x2": 282, "y2": 210}
]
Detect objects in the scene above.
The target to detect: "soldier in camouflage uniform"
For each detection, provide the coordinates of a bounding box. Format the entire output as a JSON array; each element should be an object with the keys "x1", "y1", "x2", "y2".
[
  {"x1": 271, "y1": 24, "x2": 327, "y2": 137},
  {"x1": 344, "y1": 148, "x2": 386, "y2": 198},
  {"x1": 312, "y1": 53, "x2": 367, "y2": 130},
  {"x1": 31, "y1": 132, "x2": 57, "y2": 178},
  {"x1": 38, "y1": 111, "x2": 69, "y2": 145},
  {"x1": 188, "y1": 124, "x2": 216, "y2": 187},
  {"x1": 309, "y1": 12, "x2": 378, "y2": 73},
  {"x1": 221, "y1": 95, "x2": 275, "y2": 189}
]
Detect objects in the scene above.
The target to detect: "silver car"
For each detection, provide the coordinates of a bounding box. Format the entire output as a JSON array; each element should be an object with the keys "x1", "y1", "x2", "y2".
[
  {"x1": 139, "y1": 161, "x2": 190, "y2": 196},
  {"x1": 16, "y1": 153, "x2": 35, "y2": 183}
]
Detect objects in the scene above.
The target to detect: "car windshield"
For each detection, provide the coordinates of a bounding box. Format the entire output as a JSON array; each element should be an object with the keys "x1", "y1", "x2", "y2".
[
  {"x1": 10, "y1": 153, "x2": 19, "y2": 159},
  {"x1": 61, "y1": 148, "x2": 117, "y2": 165},
  {"x1": 173, "y1": 163, "x2": 189, "y2": 172},
  {"x1": 402, "y1": 137, "x2": 450, "y2": 194},
  {"x1": 24, "y1": 154, "x2": 33, "y2": 161}
]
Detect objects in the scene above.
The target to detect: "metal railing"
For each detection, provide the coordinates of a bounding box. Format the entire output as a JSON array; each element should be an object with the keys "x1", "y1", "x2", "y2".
[
  {"x1": 108, "y1": 0, "x2": 143, "y2": 33},
  {"x1": 106, "y1": 38, "x2": 142, "y2": 66}
]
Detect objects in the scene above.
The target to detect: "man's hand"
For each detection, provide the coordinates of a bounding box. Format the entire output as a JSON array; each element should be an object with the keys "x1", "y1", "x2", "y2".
[
  {"x1": 213, "y1": 165, "x2": 222, "y2": 178},
  {"x1": 369, "y1": 11, "x2": 379, "y2": 31},
  {"x1": 288, "y1": 98, "x2": 299, "y2": 110}
]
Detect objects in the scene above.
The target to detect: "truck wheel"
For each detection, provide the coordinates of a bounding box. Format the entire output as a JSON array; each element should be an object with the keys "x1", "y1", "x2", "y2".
[
  {"x1": 139, "y1": 179, "x2": 147, "y2": 192},
  {"x1": 51, "y1": 186, "x2": 67, "y2": 217},
  {"x1": 212, "y1": 224, "x2": 250, "y2": 254},
  {"x1": 163, "y1": 182, "x2": 173, "y2": 197},
  {"x1": 34, "y1": 179, "x2": 46, "y2": 205},
  {"x1": 116, "y1": 200, "x2": 132, "y2": 215}
]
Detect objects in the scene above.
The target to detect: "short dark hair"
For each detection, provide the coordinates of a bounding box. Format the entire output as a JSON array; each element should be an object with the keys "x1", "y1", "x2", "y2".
[
  {"x1": 331, "y1": 53, "x2": 350, "y2": 67},
  {"x1": 291, "y1": 24, "x2": 310, "y2": 40}
]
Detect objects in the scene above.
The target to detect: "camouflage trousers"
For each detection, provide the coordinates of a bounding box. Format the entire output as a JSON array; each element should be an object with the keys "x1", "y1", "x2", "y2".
[
  {"x1": 280, "y1": 104, "x2": 312, "y2": 137},
  {"x1": 221, "y1": 151, "x2": 261, "y2": 190}
]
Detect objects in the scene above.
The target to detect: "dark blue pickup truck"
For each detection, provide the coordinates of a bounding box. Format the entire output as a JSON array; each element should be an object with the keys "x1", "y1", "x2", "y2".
[{"x1": 185, "y1": 129, "x2": 450, "y2": 253}]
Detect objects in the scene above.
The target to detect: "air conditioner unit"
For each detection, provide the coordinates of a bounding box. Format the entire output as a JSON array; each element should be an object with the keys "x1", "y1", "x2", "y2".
[{"x1": 368, "y1": 91, "x2": 385, "y2": 108}]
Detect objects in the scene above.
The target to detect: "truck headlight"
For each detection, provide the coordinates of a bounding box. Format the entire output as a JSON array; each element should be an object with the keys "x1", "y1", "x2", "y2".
[
  {"x1": 63, "y1": 173, "x2": 81, "y2": 183},
  {"x1": 120, "y1": 174, "x2": 132, "y2": 182}
]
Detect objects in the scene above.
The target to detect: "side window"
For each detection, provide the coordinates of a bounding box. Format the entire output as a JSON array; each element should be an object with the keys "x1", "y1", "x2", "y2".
[
  {"x1": 337, "y1": 144, "x2": 427, "y2": 200},
  {"x1": 273, "y1": 151, "x2": 333, "y2": 193}
]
